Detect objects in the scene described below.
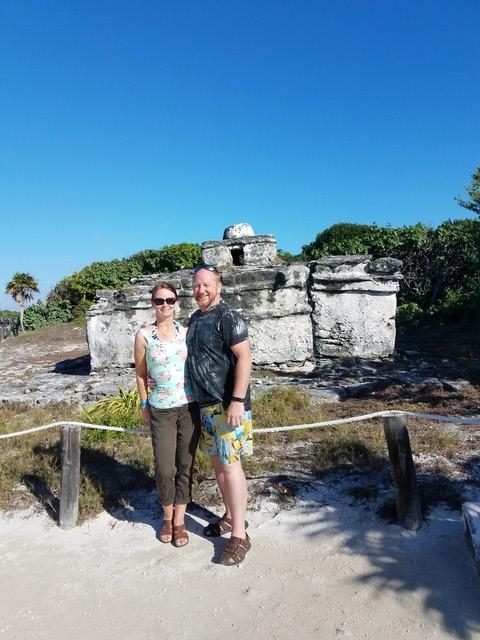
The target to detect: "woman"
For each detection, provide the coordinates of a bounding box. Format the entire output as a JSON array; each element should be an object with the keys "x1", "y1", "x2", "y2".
[{"x1": 134, "y1": 281, "x2": 199, "y2": 547}]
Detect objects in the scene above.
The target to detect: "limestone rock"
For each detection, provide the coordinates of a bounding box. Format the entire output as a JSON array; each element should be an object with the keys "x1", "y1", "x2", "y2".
[
  {"x1": 202, "y1": 235, "x2": 277, "y2": 268},
  {"x1": 86, "y1": 256, "x2": 401, "y2": 368},
  {"x1": 86, "y1": 233, "x2": 402, "y2": 368},
  {"x1": 223, "y1": 223, "x2": 255, "y2": 239}
]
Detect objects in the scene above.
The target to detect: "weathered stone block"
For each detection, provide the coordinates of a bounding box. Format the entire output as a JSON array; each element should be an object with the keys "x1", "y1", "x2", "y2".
[
  {"x1": 201, "y1": 235, "x2": 277, "y2": 267},
  {"x1": 248, "y1": 316, "x2": 313, "y2": 365}
]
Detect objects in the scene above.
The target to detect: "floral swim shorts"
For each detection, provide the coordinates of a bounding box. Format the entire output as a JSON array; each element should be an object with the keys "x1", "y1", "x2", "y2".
[{"x1": 199, "y1": 403, "x2": 253, "y2": 465}]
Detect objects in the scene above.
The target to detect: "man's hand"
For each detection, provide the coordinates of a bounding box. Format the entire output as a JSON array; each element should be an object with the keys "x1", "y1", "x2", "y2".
[{"x1": 227, "y1": 400, "x2": 244, "y2": 428}]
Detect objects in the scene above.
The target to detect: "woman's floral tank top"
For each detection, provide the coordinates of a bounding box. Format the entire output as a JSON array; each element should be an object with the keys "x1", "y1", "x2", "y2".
[{"x1": 140, "y1": 321, "x2": 194, "y2": 409}]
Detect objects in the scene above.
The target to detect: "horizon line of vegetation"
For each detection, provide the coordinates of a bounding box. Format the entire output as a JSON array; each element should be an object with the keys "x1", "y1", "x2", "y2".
[{"x1": 4, "y1": 165, "x2": 480, "y2": 331}]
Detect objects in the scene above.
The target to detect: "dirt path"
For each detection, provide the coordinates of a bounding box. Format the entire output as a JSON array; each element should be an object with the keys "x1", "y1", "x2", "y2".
[
  {"x1": 1, "y1": 485, "x2": 480, "y2": 640},
  {"x1": 2, "y1": 324, "x2": 480, "y2": 639}
]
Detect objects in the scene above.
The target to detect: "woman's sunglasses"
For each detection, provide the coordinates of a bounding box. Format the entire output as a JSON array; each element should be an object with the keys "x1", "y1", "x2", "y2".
[{"x1": 153, "y1": 297, "x2": 177, "y2": 306}]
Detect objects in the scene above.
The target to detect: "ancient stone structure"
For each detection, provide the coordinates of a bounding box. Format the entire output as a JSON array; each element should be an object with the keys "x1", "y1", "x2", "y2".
[
  {"x1": 86, "y1": 225, "x2": 402, "y2": 370},
  {"x1": 202, "y1": 221, "x2": 277, "y2": 268}
]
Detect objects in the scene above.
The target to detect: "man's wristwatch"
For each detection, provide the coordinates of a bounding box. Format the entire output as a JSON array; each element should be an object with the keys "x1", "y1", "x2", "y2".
[{"x1": 231, "y1": 396, "x2": 245, "y2": 403}]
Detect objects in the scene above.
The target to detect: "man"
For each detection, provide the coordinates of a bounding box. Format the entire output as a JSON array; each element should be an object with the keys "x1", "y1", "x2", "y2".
[{"x1": 187, "y1": 264, "x2": 253, "y2": 566}]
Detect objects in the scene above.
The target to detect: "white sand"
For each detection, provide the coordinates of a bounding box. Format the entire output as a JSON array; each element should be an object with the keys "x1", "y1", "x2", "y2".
[{"x1": 1, "y1": 483, "x2": 480, "y2": 640}]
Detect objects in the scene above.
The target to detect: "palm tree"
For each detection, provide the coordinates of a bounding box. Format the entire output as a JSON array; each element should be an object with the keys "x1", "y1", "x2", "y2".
[{"x1": 5, "y1": 272, "x2": 39, "y2": 332}]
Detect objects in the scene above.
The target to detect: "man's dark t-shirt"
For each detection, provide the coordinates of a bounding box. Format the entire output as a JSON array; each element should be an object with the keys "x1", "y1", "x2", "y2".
[{"x1": 187, "y1": 301, "x2": 251, "y2": 410}]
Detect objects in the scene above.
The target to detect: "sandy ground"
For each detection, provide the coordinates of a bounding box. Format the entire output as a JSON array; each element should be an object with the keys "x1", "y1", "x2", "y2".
[{"x1": 1, "y1": 482, "x2": 480, "y2": 640}]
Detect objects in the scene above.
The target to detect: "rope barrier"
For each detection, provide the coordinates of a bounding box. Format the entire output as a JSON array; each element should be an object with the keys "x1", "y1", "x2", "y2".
[{"x1": 1, "y1": 409, "x2": 479, "y2": 440}]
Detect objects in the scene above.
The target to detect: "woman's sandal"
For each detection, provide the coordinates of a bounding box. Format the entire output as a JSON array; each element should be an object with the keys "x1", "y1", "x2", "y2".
[
  {"x1": 203, "y1": 514, "x2": 249, "y2": 537},
  {"x1": 219, "y1": 533, "x2": 251, "y2": 566},
  {"x1": 172, "y1": 523, "x2": 189, "y2": 548},
  {"x1": 157, "y1": 519, "x2": 173, "y2": 544}
]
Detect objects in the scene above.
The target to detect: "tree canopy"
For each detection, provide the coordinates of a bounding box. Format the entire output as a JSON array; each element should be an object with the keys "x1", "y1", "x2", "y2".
[
  {"x1": 456, "y1": 166, "x2": 480, "y2": 216},
  {"x1": 301, "y1": 219, "x2": 480, "y2": 320}
]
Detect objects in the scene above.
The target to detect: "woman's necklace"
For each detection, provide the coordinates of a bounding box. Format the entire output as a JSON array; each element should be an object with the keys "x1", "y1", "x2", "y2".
[{"x1": 154, "y1": 321, "x2": 176, "y2": 341}]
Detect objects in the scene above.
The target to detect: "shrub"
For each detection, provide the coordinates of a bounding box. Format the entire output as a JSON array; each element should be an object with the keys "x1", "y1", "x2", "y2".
[
  {"x1": 396, "y1": 302, "x2": 424, "y2": 326},
  {"x1": 23, "y1": 299, "x2": 73, "y2": 330},
  {"x1": 130, "y1": 242, "x2": 201, "y2": 273},
  {"x1": 82, "y1": 387, "x2": 142, "y2": 443}
]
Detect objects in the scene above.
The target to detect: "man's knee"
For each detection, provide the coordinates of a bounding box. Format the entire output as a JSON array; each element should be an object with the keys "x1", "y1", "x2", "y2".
[{"x1": 220, "y1": 459, "x2": 243, "y2": 477}]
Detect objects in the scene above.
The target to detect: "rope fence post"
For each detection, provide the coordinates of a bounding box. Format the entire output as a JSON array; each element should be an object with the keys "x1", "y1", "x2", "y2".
[
  {"x1": 59, "y1": 424, "x2": 81, "y2": 529},
  {"x1": 383, "y1": 415, "x2": 422, "y2": 531}
]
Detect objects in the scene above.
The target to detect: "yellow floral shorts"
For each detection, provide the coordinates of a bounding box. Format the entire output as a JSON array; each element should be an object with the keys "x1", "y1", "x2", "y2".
[{"x1": 199, "y1": 403, "x2": 253, "y2": 465}]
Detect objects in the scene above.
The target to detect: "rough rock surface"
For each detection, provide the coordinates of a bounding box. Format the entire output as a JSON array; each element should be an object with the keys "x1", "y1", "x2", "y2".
[
  {"x1": 223, "y1": 222, "x2": 255, "y2": 238},
  {"x1": 1, "y1": 323, "x2": 478, "y2": 408},
  {"x1": 87, "y1": 258, "x2": 402, "y2": 371},
  {"x1": 310, "y1": 255, "x2": 401, "y2": 358}
]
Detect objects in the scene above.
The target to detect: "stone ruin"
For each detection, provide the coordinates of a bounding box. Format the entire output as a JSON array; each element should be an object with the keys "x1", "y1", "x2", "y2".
[{"x1": 86, "y1": 223, "x2": 402, "y2": 371}]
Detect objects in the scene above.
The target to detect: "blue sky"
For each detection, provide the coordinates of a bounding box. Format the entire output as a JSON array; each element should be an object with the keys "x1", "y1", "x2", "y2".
[{"x1": 1, "y1": 0, "x2": 479, "y2": 310}]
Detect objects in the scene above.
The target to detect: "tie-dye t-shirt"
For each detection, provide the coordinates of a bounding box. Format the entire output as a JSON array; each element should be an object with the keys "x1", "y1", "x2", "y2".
[
  {"x1": 140, "y1": 321, "x2": 194, "y2": 409},
  {"x1": 187, "y1": 301, "x2": 251, "y2": 410}
]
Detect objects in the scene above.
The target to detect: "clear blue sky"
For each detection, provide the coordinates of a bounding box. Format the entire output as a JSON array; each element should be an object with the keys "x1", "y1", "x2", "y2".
[{"x1": 1, "y1": 0, "x2": 479, "y2": 310}]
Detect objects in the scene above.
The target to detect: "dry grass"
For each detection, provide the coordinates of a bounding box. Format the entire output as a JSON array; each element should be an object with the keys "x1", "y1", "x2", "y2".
[
  {"x1": 0, "y1": 403, "x2": 80, "y2": 513},
  {"x1": 1, "y1": 380, "x2": 479, "y2": 522}
]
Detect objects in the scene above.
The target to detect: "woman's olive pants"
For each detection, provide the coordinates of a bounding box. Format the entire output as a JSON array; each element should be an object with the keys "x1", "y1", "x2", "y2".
[{"x1": 149, "y1": 403, "x2": 200, "y2": 505}]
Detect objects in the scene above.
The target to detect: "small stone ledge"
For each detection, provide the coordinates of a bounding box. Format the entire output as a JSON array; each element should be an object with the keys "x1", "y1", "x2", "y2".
[{"x1": 463, "y1": 502, "x2": 480, "y2": 574}]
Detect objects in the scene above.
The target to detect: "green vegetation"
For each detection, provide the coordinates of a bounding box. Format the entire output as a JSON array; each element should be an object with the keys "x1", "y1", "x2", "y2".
[
  {"x1": 47, "y1": 242, "x2": 201, "y2": 320},
  {"x1": 82, "y1": 387, "x2": 142, "y2": 443},
  {"x1": 49, "y1": 259, "x2": 142, "y2": 310},
  {"x1": 23, "y1": 299, "x2": 74, "y2": 331},
  {"x1": 277, "y1": 248, "x2": 301, "y2": 263},
  {"x1": 301, "y1": 217, "x2": 480, "y2": 323},
  {"x1": 130, "y1": 242, "x2": 202, "y2": 274},
  {"x1": 313, "y1": 425, "x2": 385, "y2": 473},
  {"x1": 456, "y1": 165, "x2": 480, "y2": 216}
]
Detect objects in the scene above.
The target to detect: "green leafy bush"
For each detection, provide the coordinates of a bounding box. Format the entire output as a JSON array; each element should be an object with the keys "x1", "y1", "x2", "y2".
[
  {"x1": 130, "y1": 242, "x2": 201, "y2": 273},
  {"x1": 49, "y1": 259, "x2": 142, "y2": 308},
  {"x1": 301, "y1": 223, "x2": 400, "y2": 260},
  {"x1": 302, "y1": 219, "x2": 480, "y2": 322},
  {"x1": 82, "y1": 387, "x2": 142, "y2": 443},
  {"x1": 396, "y1": 302, "x2": 424, "y2": 325},
  {"x1": 48, "y1": 242, "x2": 202, "y2": 314},
  {"x1": 430, "y1": 273, "x2": 480, "y2": 322},
  {"x1": 23, "y1": 299, "x2": 73, "y2": 330}
]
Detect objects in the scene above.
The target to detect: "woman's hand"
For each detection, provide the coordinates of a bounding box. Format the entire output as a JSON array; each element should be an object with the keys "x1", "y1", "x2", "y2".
[{"x1": 141, "y1": 405, "x2": 151, "y2": 426}]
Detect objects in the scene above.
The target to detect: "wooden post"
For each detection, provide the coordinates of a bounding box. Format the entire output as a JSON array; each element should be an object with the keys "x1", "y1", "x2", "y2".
[
  {"x1": 383, "y1": 415, "x2": 422, "y2": 531},
  {"x1": 59, "y1": 425, "x2": 81, "y2": 529}
]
